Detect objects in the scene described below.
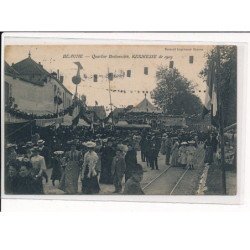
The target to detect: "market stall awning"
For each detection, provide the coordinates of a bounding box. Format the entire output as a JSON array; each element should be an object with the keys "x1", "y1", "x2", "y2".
[
  {"x1": 5, "y1": 112, "x2": 29, "y2": 124},
  {"x1": 35, "y1": 117, "x2": 63, "y2": 127},
  {"x1": 115, "y1": 121, "x2": 151, "y2": 129},
  {"x1": 61, "y1": 114, "x2": 90, "y2": 127}
]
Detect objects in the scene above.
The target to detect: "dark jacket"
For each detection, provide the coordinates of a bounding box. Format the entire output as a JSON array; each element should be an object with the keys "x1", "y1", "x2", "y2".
[
  {"x1": 111, "y1": 156, "x2": 126, "y2": 179},
  {"x1": 15, "y1": 175, "x2": 35, "y2": 194},
  {"x1": 125, "y1": 149, "x2": 137, "y2": 171}
]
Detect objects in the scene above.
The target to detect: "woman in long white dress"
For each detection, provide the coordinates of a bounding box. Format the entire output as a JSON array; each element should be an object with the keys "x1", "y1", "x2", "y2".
[
  {"x1": 178, "y1": 142, "x2": 188, "y2": 169},
  {"x1": 186, "y1": 141, "x2": 196, "y2": 170},
  {"x1": 170, "y1": 138, "x2": 179, "y2": 167}
]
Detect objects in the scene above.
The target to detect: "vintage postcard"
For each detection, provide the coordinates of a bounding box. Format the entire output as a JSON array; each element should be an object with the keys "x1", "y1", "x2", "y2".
[{"x1": 1, "y1": 34, "x2": 242, "y2": 203}]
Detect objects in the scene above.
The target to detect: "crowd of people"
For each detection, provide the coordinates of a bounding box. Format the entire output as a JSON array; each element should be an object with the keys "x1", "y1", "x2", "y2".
[{"x1": 5, "y1": 125, "x2": 219, "y2": 195}]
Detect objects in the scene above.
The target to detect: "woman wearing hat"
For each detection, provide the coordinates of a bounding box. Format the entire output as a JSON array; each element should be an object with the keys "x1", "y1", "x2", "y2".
[
  {"x1": 81, "y1": 141, "x2": 100, "y2": 194},
  {"x1": 178, "y1": 142, "x2": 188, "y2": 169},
  {"x1": 186, "y1": 141, "x2": 196, "y2": 170},
  {"x1": 60, "y1": 142, "x2": 82, "y2": 194},
  {"x1": 30, "y1": 147, "x2": 46, "y2": 194},
  {"x1": 51, "y1": 151, "x2": 64, "y2": 186},
  {"x1": 37, "y1": 140, "x2": 51, "y2": 169},
  {"x1": 170, "y1": 138, "x2": 179, "y2": 168}
]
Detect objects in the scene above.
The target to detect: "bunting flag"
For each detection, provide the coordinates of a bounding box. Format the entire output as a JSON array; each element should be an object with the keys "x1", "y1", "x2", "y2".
[
  {"x1": 108, "y1": 73, "x2": 113, "y2": 81},
  {"x1": 72, "y1": 102, "x2": 81, "y2": 126},
  {"x1": 202, "y1": 62, "x2": 214, "y2": 118},
  {"x1": 202, "y1": 61, "x2": 219, "y2": 127}
]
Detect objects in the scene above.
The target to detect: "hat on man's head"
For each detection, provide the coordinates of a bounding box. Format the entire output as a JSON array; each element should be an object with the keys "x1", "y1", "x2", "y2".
[
  {"x1": 54, "y1": 151, "x2": 64, "y2": 155},
  {"x1": 37, "y1": 140, "x2": 45, "y2": 145},
  {"x1": 31, "y1": 146, "x2": 40, "y2": 152},
  {"x1": 84, "y1": 141, "x2": 96, "y2": 148},
  {"x1": 188, "y1": 141, "x2": 195, "y2": 144}
]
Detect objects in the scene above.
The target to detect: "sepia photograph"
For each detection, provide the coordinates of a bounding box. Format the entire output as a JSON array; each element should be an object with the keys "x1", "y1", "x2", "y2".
[{"x1": 3, "y1": 42, "x2": 237, "y2": 197}]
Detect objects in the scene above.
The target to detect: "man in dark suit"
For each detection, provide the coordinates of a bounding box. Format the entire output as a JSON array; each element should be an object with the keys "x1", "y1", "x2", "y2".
[
  {"x1": 111, "y1": 145, "x2": 127, "y2": 193},
  {"x1": 124, "y1": 141, "x2": 137, "y2": 182}
]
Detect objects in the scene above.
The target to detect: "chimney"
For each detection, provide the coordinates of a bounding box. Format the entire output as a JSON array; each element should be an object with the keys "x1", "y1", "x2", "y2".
[
  {"x1": 57, "y1": 69, "x2": 60, "y2": 80},
  {"x1": 60, "y1": 75, "x2": 64, "y2": 83}
]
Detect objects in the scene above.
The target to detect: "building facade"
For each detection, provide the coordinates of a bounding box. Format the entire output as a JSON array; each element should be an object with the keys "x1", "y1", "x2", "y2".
[{"x1": 5, "y1": 54, "x2": 73, "y2": 116}]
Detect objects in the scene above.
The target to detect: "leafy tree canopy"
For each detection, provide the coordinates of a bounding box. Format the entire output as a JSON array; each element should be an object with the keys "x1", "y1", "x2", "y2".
[
  {"x1": 200, "y1": 46, "x2": 237, "y2": 127},
  {"x1": 151, "y1": 66, "x2": 203, "y2": 116}
]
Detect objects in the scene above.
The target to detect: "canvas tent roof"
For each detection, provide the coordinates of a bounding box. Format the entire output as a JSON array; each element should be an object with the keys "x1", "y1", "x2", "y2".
[{"x1": 129, "y1": 97, "x2": 162, "y2": 113}]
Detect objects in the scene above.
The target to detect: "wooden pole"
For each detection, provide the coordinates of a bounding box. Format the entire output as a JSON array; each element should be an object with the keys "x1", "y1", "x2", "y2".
[
  {"x1": 108, "y1": 68, "x2": 114, "y2": 125},
  {"x1": 216, "y1": 46, "x2": 227, "y2": 194}
]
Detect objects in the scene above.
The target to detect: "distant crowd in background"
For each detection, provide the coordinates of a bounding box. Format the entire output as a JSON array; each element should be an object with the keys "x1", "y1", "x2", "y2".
[{"x1": 5, "y1": 125, "x2": 235, "y2": 195}]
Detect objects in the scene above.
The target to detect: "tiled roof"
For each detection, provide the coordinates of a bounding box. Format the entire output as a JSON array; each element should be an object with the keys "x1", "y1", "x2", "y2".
[
  {"x1": 9, "y1": 56, "x2": 73, "y2": 95},
  {"x1": 5, "y1": 61, "x2": 20, "y2": 76},
  {"x1": 12, "y1": 56, "x2": 50, "y2": 76}
]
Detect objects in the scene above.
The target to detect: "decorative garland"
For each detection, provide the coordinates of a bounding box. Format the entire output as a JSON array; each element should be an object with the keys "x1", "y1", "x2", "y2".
[{"x1": 5, "y1": 103, "x2": 75, "y2": 120}]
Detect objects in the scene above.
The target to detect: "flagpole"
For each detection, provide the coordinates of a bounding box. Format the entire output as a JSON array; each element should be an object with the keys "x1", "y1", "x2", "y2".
[
  {"x1": 216, "y1": 46, "x2": 227, "y2": 195},
  {"x1": 108, "y1": 68, "x2": 114, "y2": 125}
]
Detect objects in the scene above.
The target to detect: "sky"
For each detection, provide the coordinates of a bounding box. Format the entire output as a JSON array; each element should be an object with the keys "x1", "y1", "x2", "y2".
[{"x1": 5, "y1": 45, "x2": 213, "y2": 111}]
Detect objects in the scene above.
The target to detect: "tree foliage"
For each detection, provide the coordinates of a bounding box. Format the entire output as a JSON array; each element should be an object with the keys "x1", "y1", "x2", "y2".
[
  {"x1": 151, "y1": 66, "x2": 203, "y2": 115},
  {"x1": 200, "y1": 46, "x2": 237, "y2": 127}
]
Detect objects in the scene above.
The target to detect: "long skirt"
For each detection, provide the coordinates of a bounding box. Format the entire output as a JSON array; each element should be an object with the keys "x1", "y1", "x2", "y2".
[
  {"x1": 82, "y1": 166, "x2": 100, "y2": 194},
  {"x1": 60, "y1": 161, "x2": 80, "y2": 194},
  {"x1": 30, "y1": 169, "x2": 44, "y2": 194},
  {"x1": 165, "y1": 147, "x2": 171, "y2": 164},
  {"x1": 99, "y1": 161, "x2": 112, "y2": 184},
  {"x1": 51, "y1": 164, "x2": 62, "y2": 181},
  {"x1": 170, "y1": 149, "x2": 179, "y2": 167},
  {"x1": 204, "y1": 146, "x2": 213, "y2": 164}
]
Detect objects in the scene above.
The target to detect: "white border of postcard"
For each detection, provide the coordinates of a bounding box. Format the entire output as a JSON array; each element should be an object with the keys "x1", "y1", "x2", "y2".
[{"x1": 1, "y1": 32, "x2": 247, "y2": 204}]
